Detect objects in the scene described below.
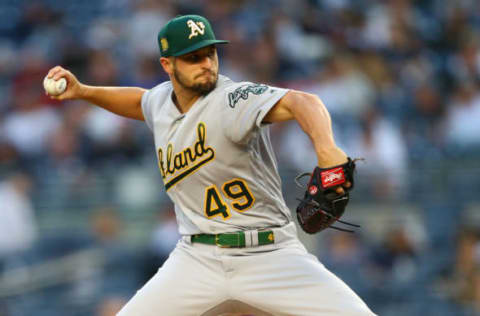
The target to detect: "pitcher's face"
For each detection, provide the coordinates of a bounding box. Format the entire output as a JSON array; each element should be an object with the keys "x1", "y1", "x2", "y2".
[{"x1": 172, "y1": 45, "x2": 219, "y2": 95}]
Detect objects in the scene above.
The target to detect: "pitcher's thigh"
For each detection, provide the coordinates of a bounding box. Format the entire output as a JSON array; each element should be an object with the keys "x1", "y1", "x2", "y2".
[
  {"x1": 118, "y1": 244, "x2": 226, "y2": 316},
  {"x1": 233, "y1": 247, "x2": 376, "y2": 316}
]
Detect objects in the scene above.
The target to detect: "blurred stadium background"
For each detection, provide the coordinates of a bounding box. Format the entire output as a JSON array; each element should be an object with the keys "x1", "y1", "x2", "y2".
[{"x1": 1, "y1": 0, "x2": 480, "y2": 315}]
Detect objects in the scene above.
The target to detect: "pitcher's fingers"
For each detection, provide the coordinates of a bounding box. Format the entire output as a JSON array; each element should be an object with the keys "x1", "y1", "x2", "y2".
[
  {"x1": 50, "y1": 66, "x2": 68, "y2": 80},
  {"x1": 48, "y1": 66, "x2": 62, "y2": 78},
  {"x1": 53, "y1": 70, "x2": 68, "y2": 81}
]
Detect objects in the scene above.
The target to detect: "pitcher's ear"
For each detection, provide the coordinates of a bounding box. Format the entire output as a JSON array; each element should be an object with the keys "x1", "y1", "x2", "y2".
[{"x1": 160, "y1": 57, "x2": 174, "y2": 75}]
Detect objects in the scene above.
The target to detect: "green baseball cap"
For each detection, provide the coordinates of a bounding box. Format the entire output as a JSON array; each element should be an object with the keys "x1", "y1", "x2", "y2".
[{"x1": 157, "y1": 15, "x2": 229, "y2": 57}]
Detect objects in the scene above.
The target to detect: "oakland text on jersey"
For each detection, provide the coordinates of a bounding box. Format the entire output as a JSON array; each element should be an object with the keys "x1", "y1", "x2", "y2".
[{"x1": 158, "y1": 122, "x2": 215, "y2": 190}]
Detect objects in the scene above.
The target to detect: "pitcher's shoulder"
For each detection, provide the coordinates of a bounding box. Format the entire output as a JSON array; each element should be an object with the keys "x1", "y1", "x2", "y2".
[
  {"x1": 221, "y1": 77, "x2": 274, "y2": 96},
  {"x1": 149, "y1": 80, "x2": 173, "y2": 96},
  {"x1": 216, "y1": 75, "x2": 255, "y2": 92},
  {"x1": 217, "y1": 75, "x2": 254, "y2": 90},
  {"x1": 143, "y1": 80, "x2": 173, "y2": 107},
  {"x1": 215, "y1": 76, "x2": 266, "y2": 99}
]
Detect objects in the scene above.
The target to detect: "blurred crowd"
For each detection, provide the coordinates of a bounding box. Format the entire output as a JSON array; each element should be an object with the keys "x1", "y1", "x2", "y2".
[{"x1": 1, "y1": 0, "x2": 480, "y2": 315}]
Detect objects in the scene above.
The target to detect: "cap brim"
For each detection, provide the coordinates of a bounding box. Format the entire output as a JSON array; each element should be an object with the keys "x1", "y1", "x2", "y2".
[{"x1": 173, "y1": 39, "x2": 229, "y2": 57}]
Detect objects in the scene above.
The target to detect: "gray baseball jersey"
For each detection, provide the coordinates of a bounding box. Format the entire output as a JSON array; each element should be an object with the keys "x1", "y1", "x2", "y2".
[{"x1": 141, "y1": 75, "x2": 292, "y2": 235}]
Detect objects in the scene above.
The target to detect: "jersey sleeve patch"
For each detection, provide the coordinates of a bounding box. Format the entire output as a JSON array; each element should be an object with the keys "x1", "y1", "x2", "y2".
[
  {"x1": 228, "y1": 83, "x2": 269, "y2": 108},
  {"x1": 223, "y1": 81, "x2": 289, "y2": 144}
]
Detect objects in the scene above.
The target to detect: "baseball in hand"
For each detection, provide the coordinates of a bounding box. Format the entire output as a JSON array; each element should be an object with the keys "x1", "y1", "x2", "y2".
[{"x1": 43, "y1": 76, "x2": 67, "y2": 96}]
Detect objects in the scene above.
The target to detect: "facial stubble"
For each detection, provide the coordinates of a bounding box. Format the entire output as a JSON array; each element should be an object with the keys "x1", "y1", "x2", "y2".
[{"x1": 173, "y1": 64, "x2": 218, "y2": 96}]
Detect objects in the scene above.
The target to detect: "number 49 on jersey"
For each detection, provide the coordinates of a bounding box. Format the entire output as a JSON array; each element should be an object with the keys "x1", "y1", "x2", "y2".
[{"x1": 204, "y1": 178, "x2": 255, "y2": 220}]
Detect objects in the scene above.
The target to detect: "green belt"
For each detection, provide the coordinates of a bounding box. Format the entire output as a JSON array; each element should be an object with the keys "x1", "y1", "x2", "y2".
[{"x1": 191, "y1": 231, "x2": 275, "y2": 248}]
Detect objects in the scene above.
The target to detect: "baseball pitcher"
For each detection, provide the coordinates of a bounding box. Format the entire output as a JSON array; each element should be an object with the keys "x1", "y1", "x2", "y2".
[{"x1": 45, "y1": 14, "x2": 375, "y2": 316}]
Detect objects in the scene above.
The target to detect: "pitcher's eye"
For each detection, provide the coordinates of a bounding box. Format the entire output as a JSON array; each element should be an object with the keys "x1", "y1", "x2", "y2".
[{"x1": 186, "y1": 55, "x2": 200, "y2": 62}]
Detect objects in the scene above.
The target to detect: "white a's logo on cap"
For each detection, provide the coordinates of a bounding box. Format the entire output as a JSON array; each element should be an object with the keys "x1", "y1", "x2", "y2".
[{"x1": 187, "y1": 20, "x2": 205, "y2": 39}]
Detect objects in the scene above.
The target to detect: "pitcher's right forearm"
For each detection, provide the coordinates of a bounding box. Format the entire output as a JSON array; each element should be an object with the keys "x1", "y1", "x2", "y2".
[{"x1": 80, "y1": 85, "x2": 147, "y2": 121}]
